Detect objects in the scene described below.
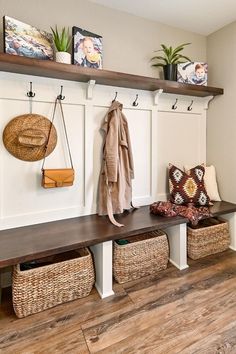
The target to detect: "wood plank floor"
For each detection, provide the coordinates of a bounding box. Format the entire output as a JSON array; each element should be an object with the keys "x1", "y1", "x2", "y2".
[{"x1": 1, "y1": 250, "x2": 236, "y2": 353}]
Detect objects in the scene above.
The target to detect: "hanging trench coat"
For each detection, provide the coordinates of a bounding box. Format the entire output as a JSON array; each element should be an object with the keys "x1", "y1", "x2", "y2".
[{"x1": 98, "y1": 101, "x2": 134, "y2": 226}]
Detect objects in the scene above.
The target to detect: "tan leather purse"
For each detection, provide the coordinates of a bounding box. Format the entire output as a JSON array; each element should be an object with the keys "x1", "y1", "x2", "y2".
[
  {"x1": 42, "y1": 168, "x2": 74, "y2": 188},
  {"x1": 42, "y1": 99, "x2": 74, "y2": 188}
]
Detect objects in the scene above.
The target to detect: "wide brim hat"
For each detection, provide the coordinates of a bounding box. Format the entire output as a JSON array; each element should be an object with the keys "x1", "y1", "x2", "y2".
[{"x1": 3, "y1": 113, "x2": 57, "y2": 162}]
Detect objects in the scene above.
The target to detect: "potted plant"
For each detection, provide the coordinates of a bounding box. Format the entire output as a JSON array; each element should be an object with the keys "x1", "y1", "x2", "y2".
[
  {"x1": 51, "y1": 26, "x2": 72, "y2": 64},
  {"x1": 151, "y1": 43, "x2": 191, "y2": 81}
]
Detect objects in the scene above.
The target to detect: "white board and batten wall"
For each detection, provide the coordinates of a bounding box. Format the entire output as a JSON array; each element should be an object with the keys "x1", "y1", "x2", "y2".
[{"x1": 0, "y1": 72, "x2": 210, "y2": 230}]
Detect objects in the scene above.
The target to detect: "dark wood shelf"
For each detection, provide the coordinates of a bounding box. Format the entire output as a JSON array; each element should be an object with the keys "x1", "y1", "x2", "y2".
[
  {"x1": 0, "y1": 201, "x2": 235, "y2": 269},
  {"x1": 0, "y1": 53, "x2": 223, "y2": 97},
  {"x1": 0, "y1": 206, "x2": 188, "y2": 268}
]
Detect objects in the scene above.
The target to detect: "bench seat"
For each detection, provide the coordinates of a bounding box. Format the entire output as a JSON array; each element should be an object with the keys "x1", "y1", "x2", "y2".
[{"x1": 0, "y1": 201, "x2": 236, "y2": 299}]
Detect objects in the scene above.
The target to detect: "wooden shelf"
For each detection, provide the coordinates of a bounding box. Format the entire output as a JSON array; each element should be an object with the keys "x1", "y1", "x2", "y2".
[
  {"x1": 0, "y1": 53, "x2": 223, "y2": 97},
  {"x1": 0, "y1": 201, "x2": 235, "y2": 268},
  {"x1": 0, "y1": 206, "x2": 188, "y2": 268}
]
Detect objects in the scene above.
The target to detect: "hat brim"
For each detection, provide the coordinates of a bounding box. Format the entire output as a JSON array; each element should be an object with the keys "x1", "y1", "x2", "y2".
[{"x1": 3, "y1": 114, "x2": 57, "y2": 162}]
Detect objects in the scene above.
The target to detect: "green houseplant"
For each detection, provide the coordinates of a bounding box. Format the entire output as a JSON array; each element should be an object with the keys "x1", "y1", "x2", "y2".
[
  {"x1": 151, "y1": 43, "x2": 191, "y2": 81},
  {"x1": 51, "y1": 26, "x2": 72, "y2": 64}
]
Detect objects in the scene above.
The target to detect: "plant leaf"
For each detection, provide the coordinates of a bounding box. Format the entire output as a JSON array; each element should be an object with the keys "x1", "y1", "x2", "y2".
[
  {"x1": 172, "y1": 42, "x2": 191, "y2": 56},
  {"x1": 150, "y1": 55, "x2": 167, "y2": 61},
  {"x1": 151, "y1": 42, "x2": 191, "y2": 68},
  {"x1": 51, "y1": 26, "x2": 71, "y2": 52},
  {"x1": 151, "y1": 63, "x2": 165, "y2": 67},
  {"x1": 178, "y1": 55, "x2": 191, "y2": 62}
]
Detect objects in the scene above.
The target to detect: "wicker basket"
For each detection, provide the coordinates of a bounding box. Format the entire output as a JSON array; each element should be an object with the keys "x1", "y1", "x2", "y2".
[
  {"x1": 113, "y1": 230, "x2": 169, "y2": 284},
  {"x1": 187, "y1": 217, "x2": 230, "y2": 260},
  {"x1": 12, "y1": 247, "x2": 95, "y2": 318}
]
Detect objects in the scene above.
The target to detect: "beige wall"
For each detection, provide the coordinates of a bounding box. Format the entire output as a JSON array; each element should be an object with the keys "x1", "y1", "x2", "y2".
[
  {"x1": 0, "y1": 0, "x2": 206, "y2": 77},
  {"x1": 207, "y1": 21, "x2": 236, "y2": 202}
]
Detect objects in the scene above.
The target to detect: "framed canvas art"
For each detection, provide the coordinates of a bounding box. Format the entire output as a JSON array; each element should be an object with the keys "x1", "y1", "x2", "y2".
[
  {"x1": 177, "y1": 62, "x2": 208, "y2": 86},
  {"x1": 72, "y1": 26, "x2": 102, "y2": 69},
  {"x1": 3, "y1": 16, "x2": 53, "y2": 60}
]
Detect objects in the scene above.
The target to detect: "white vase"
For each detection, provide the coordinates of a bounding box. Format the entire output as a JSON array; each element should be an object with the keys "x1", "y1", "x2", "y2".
[{"x1": 55, "y1": 52, "x2": 71, "y2": 64}]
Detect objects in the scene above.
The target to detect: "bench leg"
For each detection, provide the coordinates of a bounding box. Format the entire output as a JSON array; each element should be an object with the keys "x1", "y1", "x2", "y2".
[
  {"x1": 222, "y1": 212, "x2": 236, "y2": 251},
  {"x1": 164, "y1": 223, "x2": 189, "y2": 270},
  {"x1": 90, "y1": 241, "x2": 114, "y2": 299}
]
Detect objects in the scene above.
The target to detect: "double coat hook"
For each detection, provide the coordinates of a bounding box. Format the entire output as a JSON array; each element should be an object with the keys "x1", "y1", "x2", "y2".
[
  {"x1": 132, "y1": 94, "x2": 139, "y2": 107},
  {"x1": 112, "y1": 91, "x2": 118, "y2": 102},
  {"x1": 187, "y1": 100, "x2": 194, "y2": 111},
  {"x1": 172, "y1": 98, "x2": 178, "y2": 110},
  {"x1": 57, "y1": 85, "x2": 65, "y2": 100},
  {"x1": 27, "y1": 82, "x2": 35, "y2": 98}
]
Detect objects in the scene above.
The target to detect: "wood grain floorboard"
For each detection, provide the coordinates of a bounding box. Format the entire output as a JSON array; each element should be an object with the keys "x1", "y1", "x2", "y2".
[
  {"x1": 1, "y1": 250, "x2": 236, "y2": 353},
  {"x1": 87, "y1": 277, "x2": 236, "y2": 353},
  {"x1": 181, "y1": 320, "x2": 236, "y2": 354},
  {"x1": 0, "y1": 283, "x2": 133, "y2": 351},
  {"x1": 82, "y1": 252, "x2": 236, "y2": 352},
  {"x1": 123, "y1": 250, "x2": 236, "y2": 306},
  {"x1": 1, "y1": 327, "x2": 89, "y2": 354},
  {"x1": 97, "y1": 303, "x2": 236, "y2": 354},
  {"x1": 124, "y1": 255, "x2": 236, "y2": 313}
]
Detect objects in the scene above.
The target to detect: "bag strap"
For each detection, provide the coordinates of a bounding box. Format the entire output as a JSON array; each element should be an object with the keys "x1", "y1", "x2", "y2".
[
  {"x1": 58, "y1": 99, "x2": 74, "y2": 169},
  {"x1": 42, "y1": 98, "x2": 73, "y2": 170}
]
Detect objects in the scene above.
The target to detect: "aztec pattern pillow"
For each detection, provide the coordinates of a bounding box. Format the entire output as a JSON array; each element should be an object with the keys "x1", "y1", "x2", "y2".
[
  {"x1": 169, "y1": 164, "x2": 210, "y2": 206},
  {"x1": 184, "y1": 164, "x2": 221, "y2": 202}
]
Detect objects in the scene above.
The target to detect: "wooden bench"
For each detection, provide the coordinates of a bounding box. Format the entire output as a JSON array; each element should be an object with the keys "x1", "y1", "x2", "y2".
[{"x1": 0, "y1": 201, "x2": 236, "y2": 301}]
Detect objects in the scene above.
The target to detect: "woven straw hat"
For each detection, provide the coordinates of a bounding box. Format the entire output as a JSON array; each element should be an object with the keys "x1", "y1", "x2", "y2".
[{"x1": 3, "y1": 114, "x2": 57, "y2": 162}]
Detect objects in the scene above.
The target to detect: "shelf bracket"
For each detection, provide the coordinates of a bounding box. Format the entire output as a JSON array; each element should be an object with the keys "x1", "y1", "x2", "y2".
[
  {"x1": 203, "y1": 95, "x2": 214, "y2": 110},
  {"x1": 153, "y1": 89, "x2": 163, "y2": 106},
  {"x1": 87, "y1": 80, "x2": 96, "y2": 100}
]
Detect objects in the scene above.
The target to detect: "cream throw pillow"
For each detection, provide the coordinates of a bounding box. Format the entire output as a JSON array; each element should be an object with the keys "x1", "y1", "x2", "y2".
[{"x1": 184, "y1": 164, "x2": 221, "y2": 202}]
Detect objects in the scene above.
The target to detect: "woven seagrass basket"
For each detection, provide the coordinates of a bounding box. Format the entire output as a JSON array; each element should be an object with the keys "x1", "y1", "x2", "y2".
[
  {"x1": 12, "y1": 247, "x2": 95, "y2": 318},
  {"x1": 187, "y1": 217, "x2": 230, "y2": 260},
  {"x1": 113, "y1": 230, "x2": 169, "y2": 284}
]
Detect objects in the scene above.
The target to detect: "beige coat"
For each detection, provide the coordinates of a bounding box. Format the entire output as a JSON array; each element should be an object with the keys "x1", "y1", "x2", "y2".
[{"x1": 98, "y1": 101, "x2": 134, "y2": 226}]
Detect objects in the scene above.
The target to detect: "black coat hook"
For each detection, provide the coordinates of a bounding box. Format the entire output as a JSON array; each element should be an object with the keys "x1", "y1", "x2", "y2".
[
  {"x1": 27, "y1": 82, "x2": 35, "y2": 98},
  {"x1": 132, "y1": 94, "x2": 139, "y2": 107},
  {"x1": 112, "y1": 91, "x2": 118, "y2": 102},
  {"x1": 187, "y1": 100, "x2": 194, "y2": 111},
  {"x1": 57, "y1": 85, "x2": 65, "y2": 100},
  {"x1": 172, "y1": 98, "x2": 178, "y2": 110}
]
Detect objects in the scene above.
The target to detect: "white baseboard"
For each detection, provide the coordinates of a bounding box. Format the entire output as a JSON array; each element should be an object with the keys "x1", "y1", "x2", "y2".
[
  {"x1": 229, "y1": 246, "x2": 236, "y2": 251},
  {"x1": 95, "y1": 283, "x2": 114, "y2": 299},
  {"x1": 169, "y1": 258, "x2": 189, "y2": 270}
]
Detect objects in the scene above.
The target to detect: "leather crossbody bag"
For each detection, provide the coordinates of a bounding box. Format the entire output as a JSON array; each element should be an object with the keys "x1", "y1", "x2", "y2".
[{"x1": 42, "y1": 98, "x2": 74, "y2": 188}]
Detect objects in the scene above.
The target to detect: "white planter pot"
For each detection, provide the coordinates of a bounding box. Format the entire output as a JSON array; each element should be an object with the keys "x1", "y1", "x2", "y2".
[{"x1": 55, "y1": 52, "x2": 71, "y2": 64}]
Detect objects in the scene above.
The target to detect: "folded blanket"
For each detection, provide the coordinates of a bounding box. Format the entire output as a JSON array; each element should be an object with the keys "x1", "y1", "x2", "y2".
[{"x1": 150, "y1": 201, "x2": 212, "y2": 226}]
